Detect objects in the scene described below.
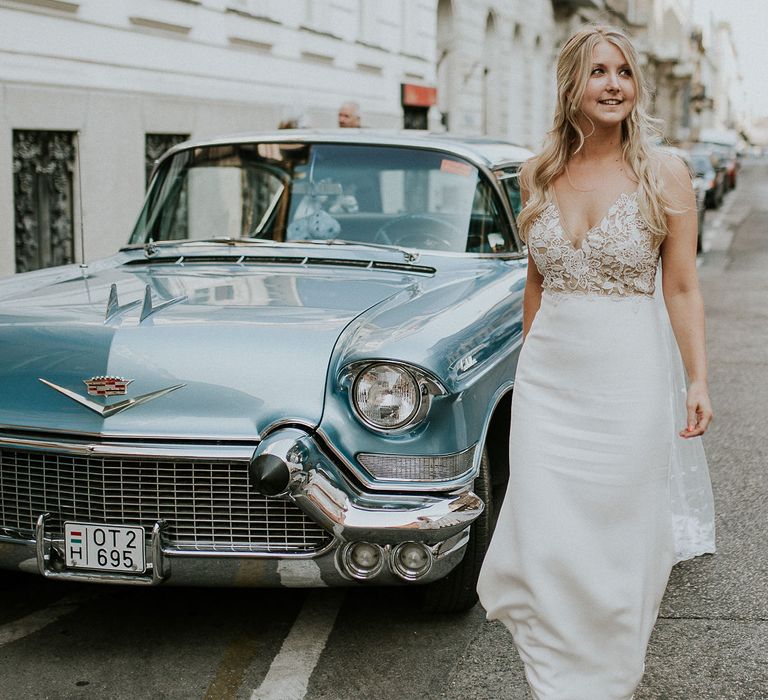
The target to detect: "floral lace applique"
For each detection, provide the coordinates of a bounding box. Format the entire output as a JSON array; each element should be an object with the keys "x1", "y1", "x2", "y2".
[{"x1": 528, "y1": 192, "x2": 659, "y2": 298}]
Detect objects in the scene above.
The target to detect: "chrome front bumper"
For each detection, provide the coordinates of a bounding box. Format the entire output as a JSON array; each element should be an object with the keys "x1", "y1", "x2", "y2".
[
  {"x1": 0, "y1": 516, "x2": 470, "y2": 587},
  {"x1": 0, "y1": 428, "x2": 484, "y2": 587}
]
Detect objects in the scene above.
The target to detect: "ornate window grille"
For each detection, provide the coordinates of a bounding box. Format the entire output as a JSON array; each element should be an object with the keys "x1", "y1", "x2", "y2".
[
  {"x1": 13, "y1": 130, "x2": 76, "y2": 273},
  {"x1": 145, "y1": 133, "x2": 189, "y2": 187}
]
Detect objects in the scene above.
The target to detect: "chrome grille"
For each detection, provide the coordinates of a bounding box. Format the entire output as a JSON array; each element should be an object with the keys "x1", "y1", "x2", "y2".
[{"x1": 0, "y1": 447, "x2": 331, "y2": 554}]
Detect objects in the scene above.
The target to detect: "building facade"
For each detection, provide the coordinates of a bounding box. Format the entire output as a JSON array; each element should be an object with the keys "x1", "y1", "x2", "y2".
[
  {"x1": 0, "y1": 0, "x2": 438, "y2": 276},
  {"x1": 0, "y1": 0, "x2": 745, "y2": 277},
  {"x1": 435, "y1": 0, "x2": 558, "y2": 149}
]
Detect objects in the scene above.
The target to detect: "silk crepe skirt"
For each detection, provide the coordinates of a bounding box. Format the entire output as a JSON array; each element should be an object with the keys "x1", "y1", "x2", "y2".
[{"x1": 477, "y1": 291, "x2": 676, "y2": 700}]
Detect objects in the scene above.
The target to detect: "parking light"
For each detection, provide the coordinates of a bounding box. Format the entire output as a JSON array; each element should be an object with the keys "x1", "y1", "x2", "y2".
[
  {"x1": 390, "y1": 541, "x2": 433, "y2": 581},
  {"x1": 341, "y1": 541, "x2": 385, "y2": 579}
]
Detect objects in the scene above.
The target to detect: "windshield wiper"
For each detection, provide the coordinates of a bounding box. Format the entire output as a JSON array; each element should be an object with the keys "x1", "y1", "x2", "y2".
[
  {"x1": 122, "y1": 237, "x2": 278, "y2": 255},
  {"x1": 177, "y1": 237, "x2": 278, "y2": 246},
  {"x1": 124, "y1": 236, "x2": 421, "y2": 263},
  {"x1": 298, "y1": 238, "x2": 420, "y2": 263}
]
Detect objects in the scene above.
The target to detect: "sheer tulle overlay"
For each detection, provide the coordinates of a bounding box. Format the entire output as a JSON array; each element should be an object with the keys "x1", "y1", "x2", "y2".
[{"x1": 477, "y1": 193, "x2": 715, "y2": 700}]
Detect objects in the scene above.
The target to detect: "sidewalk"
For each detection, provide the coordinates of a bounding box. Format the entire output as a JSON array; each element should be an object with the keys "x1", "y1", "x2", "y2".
[{"x1": 639, "y1": 160, "x2": 768, "y2": 699}]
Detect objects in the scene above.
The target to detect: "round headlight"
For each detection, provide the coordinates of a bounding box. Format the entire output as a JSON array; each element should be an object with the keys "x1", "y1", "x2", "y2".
[{"x1": 352, "y1": 364, "x2": 421, "y2": 430}]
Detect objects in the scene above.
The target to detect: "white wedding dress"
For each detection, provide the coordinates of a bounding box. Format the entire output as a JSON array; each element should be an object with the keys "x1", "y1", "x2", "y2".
[{"x1": 477, "y1": 191, "x2": 716, "y2": 700}]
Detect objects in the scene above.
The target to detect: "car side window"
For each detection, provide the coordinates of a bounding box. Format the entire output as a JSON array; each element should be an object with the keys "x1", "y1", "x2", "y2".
[
  {"x1": 467, "y1": 176, "x2": 516, "y2": 254},
  {"x1": 496, "y1": 168, "x2": 523, "y2": 219}
]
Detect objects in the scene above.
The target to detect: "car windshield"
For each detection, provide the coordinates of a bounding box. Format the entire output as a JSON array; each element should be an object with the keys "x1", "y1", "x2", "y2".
[{"x1": 130, "y1": 142, "x2": 514, "y2": 254}]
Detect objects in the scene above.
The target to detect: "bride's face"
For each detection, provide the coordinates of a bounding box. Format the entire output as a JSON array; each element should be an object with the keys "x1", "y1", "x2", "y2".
[{"x1": 577, "y1": 40, "x2": 636, "y2": 129}]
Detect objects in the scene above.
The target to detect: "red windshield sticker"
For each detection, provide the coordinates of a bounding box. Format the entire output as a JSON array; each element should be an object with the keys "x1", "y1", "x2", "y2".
[{"x1": 440, "y1": 159, "x2": 473, "y2": 177}]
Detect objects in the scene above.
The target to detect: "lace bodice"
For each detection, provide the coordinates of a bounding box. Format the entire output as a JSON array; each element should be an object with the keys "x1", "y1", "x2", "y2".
[{"x1": 528, "y1": 192, "x2": 659, "y2": 297}]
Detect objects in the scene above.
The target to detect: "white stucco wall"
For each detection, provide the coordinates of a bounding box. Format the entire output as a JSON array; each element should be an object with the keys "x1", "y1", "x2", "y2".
[
  {"x1": 0, "y1": 0, "x2": 707, "y2": 278},
  {"x1": 0, "y1": 0, "x2": 437, "y2": 276},
  {"x1": 435, "y1": 0, "x2": 556, "y2": 149}
]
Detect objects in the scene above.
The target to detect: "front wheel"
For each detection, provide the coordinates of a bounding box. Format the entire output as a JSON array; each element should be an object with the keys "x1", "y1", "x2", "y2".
[{"x1": 420, "y1": 447, "x2": 495, "y2": 613}]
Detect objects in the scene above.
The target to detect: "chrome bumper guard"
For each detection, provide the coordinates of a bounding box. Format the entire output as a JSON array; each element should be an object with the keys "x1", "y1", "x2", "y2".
[
  {"x1": 251, "y1": 428, "x2": 485, "y2": 546},
  {"x1": 35, "y1": 513, "x2": 170, "y2": 586}
]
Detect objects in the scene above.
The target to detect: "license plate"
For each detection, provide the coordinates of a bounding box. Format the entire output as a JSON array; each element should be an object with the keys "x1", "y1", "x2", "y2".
[{"x1": 64, "y1": 522, "x2": 146, "y2": 574}]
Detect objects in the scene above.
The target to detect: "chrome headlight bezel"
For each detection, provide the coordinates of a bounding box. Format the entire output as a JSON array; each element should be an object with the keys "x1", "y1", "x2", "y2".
[{"x1": 341, "y1": 361, "x2": 446, "y2": 434}]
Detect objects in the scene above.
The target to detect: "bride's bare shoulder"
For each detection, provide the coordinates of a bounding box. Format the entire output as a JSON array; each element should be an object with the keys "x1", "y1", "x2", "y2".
[{"x1": 651, "y1": 149, "x2": 694, "y2": 208}]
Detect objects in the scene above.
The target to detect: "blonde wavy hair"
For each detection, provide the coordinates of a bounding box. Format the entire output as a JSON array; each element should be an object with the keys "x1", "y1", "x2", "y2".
[{"x1": 517, "y1": 25, "x2": 670, "y2": 246}]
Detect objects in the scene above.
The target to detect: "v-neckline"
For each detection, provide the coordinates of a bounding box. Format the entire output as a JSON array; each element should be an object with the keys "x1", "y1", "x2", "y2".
[{"x1": 551, "y1": 190, "x2": 637, "y2": 250}]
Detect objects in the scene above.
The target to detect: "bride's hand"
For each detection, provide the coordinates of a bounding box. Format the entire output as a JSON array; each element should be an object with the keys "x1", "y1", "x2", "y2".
[{"x1": 679, "y1": 381, "x2": 713, "y2": 438}]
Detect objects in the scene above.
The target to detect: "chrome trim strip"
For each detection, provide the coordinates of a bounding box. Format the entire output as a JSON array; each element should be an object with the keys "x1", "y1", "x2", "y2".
[
  {"x1": 161, "y1": 539, "x2": 337, "y2": 560},
  {"x1": 258, "y1": 418, "x2": 318, "y2": 440},
  {"x1": 5, "y1": 525, "x2": 337, "y2": 561},
  {"x1": 152, "y1": 132, "x2": 531, "y2": 173},
  {"x1": 0, "y1": 530, "x2": 35, "y2": 546},
  {"x1": 0, "y1": 435, "x2": 255, "y2": 460},
  {"x1": 0, "y1": 424, "x2": 262, "y2": 442}
]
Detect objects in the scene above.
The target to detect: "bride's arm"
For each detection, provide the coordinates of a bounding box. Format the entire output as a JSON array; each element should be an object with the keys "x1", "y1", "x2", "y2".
[
  {"x1": 523, "y1": 253, "x2": 543, "y2": 339},
  {"x1": 518, "y1": 163, "x2": 544, "y2": 339},
  {"x1": 659, "y1": 154, "x2": 713, "y2": 438}
]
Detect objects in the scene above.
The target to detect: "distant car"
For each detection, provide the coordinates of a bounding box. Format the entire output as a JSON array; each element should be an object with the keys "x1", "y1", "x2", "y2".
[
  {"x1": 0, "y1": 131, "x2": 534, "y2": 613},
  {"x1": 689, "y1": 148, "x2": 727, "y2": 209},
  {"x1": 710, "y1": 144, "x2": 739, "y2": 189}
]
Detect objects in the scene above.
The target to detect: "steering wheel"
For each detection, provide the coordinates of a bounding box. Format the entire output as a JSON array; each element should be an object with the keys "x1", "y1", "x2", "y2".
[{"x1": 373, "y1": 214, "x2": 463, "y2": 251}]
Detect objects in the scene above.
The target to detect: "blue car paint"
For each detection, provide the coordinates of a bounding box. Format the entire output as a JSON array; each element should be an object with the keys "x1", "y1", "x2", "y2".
[
  {"x1": 0, "y1": 253, "x2": 426, "y2": 438},
  {"x1": 320, "y1": 257, "x2": 527, "y2": 477}
]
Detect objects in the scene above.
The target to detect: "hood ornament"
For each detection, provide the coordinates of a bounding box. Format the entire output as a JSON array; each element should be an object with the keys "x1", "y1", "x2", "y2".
[
  {"x1": 105, "y1": 284, "x2": 141, "y2": 323},
  {"x1": 85, "y1": 376, "x2": 133, "y2": 396},
  {"x1": 105, "y1": 284, "x2": 187, "y2": 324},
  {"x1": 140, "y1": 285, "x2": 187, "y2": 323},
  {"x1": 39, "y1": 378, "x2": 184, "y2": 418}
]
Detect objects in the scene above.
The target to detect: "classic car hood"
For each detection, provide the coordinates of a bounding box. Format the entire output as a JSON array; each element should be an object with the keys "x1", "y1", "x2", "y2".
[{"x1": 0, "y1": 261, "x2": 421, "y2": 439}]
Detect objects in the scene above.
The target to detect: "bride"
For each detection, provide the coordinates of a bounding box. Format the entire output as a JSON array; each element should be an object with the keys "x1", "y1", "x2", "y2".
[{"x1": 477, "y1": 25, "x2": 715, "y2": 699}]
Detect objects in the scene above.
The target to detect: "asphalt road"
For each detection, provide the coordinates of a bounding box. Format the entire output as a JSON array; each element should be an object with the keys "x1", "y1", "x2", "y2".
[{"x1": 2, "y1": 163, "x2": 767, "y2": 700}]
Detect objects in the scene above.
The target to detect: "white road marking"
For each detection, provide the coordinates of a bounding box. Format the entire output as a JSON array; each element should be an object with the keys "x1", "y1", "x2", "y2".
[
  {"x1": 276, "y1": 559, "x2": 327, "y2": 587},
  {"x1": 0, "y1": 594, "x2": 82, "y2": 647},
  {"x1": 250, "y1": 589, "x2": 345, "y2": 700}
]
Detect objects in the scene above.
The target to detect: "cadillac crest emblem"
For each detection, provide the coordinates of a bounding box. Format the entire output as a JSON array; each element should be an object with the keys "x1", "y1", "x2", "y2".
[{"x1": 84, "y1": 376, "x2": 133, "y2": 396}]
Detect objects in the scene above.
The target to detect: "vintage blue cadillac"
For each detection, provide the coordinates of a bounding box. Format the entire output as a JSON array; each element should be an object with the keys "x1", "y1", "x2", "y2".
[{"x1": 0, "y1": 131, "x2": 531, "y2": 612}]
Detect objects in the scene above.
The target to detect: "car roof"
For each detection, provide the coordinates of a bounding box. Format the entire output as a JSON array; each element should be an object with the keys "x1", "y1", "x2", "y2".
[{"x1": 160, "y1": 129, "x2": 535, "y2": 171}]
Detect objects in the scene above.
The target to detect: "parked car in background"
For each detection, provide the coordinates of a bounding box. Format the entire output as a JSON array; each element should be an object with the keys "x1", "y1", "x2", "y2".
[
  {"x1": 710, "y1": 144, "x2": 739, "y2": 189},
  {"x1": 697, "y1": 129, "x2": 741, "y2": 189},
  {"x1": 688, "y1": 147, "x2": 727, "y2": 209},
  {"x1": 666, "y1": 147, "x2": 707, "y2": 253},
  {"x1": 0, "y1": 131, "x2": 533, "y2": 613}
]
